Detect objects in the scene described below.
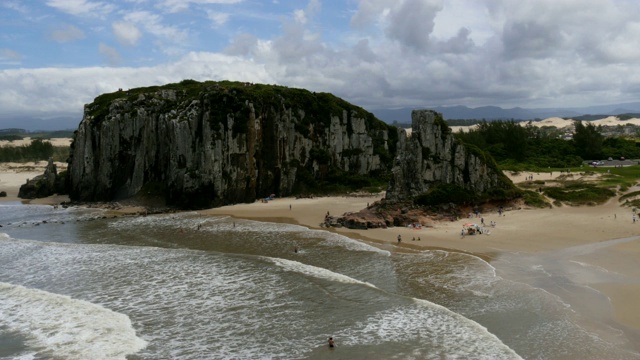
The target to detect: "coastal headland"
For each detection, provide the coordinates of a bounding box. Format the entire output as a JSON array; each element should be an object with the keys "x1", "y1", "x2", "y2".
[{"x1": 4, "y1": 164, "x2": 638, "y2": 336}]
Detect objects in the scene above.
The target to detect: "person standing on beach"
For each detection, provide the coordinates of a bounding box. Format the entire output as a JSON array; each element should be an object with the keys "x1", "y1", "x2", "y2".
[
  {"x1": 328, "y1": 337, "x2": 335, "y2": 349},
  {"x1": 397, "y1": 234, "x2": 402, "y2": 244}
]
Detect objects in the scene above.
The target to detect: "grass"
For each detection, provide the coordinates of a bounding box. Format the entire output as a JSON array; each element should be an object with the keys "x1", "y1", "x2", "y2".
[
  {"x1": 505, "y1": 164, "x2": 640, "y2": 207},
  {"x1": 0, "y1": 142, "x2": 70, "y2": 163},
  {"x1": 619, "y1": 190, "x2": 640, "y2": 202},
  {"x1": 543, "y1": 182, "x2": 616, "y2": 206},
  {"x1": 521, "y1": 190, "x2": 551, "y2": 208}
]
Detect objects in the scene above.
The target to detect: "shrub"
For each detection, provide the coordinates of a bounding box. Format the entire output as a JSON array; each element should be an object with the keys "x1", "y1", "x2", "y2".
[
  {"x1": 521, "y1": 190, "x2": 550, "y2": 208},
  {"x1": 414, "y1": 183, "x2": 477, "y2": 206},
  {"x1": 544, "y1": 182, "x2": 615, "y2": 205}
]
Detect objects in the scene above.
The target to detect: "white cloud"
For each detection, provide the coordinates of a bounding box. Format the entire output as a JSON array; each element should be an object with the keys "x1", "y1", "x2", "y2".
[
  {"x1": 224, "y1": 33, "x2": 258, "y2": 56},
  {"x1": 293, "y1": 9, "x2": 306, "y2": 24},
  {"x1": 0, "y1": 52, "x2": 272, "y2": 117},
  {"x1": 385, "y1": 0, "x2": 443, "y2": 51},
  {"x1": 0, "y1": 48, "x2": 22, "y2": 61},
  {"x1": 112, "y1": 21, "x2": 142, "y2": 46},
  {"x1": 99, "y1": 43, "x2": 121, "y2": 65},
  {"x1": 350, "y1": 0, "x2": 444, "y2": 51},
  {"x1": 206, "y1": 10, "x2": 230, "y2": 27},
  {"x1": 46, "y1": 0, "x2": 114, "y2": 16},
  {"x1": 2, "y1": 1, "x2": 28, "y2": 13},
  {"x1": 124, "y1": 11, "x2": 188, "y2": 43},
  {"x1": 159, "y1": 0, "x2": 244, "y2": 13},
  {"x1": 50, "y1": 25, "x2": 86, "y2": 43},
  {"x1": 7, "y1": 0, "x2": 640, "y2": 127},
  {"x1": 294, "y1": 0, "x2": 320, "y2": 24},
  {"x1": 350, "y1": 0, "x2": 390, "y2": 29}
]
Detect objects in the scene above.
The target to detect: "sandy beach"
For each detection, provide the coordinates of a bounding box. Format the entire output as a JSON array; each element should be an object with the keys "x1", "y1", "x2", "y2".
[
  {"x1": 0, "y1": 161, "x2": 69, "y2": 204},
  {"x1": 2, "y1": 160, "x2": 639, "y2": 338},
  {"x1": 202, "y1": 172, "x2": 640, "y2": 335}
]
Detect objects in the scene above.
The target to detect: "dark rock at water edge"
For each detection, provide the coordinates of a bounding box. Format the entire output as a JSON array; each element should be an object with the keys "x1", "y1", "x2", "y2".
[{"x1": 18, "y1": 158, "x2": 67, "y2": 199}]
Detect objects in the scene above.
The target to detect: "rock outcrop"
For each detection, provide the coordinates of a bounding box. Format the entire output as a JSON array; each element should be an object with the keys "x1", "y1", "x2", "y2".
[
  {"x1": 67, "y1": 81, "x2": 397, "y2": 208},
  {"x1": 386, "y1": 110, "x2": 515, "y2": 202},
  {"x1": 18, "y1": 158, "x2": 61, "y2": 199},
  {"x1": 67, "y1": 81, "x2": 516, "y2": 210}
]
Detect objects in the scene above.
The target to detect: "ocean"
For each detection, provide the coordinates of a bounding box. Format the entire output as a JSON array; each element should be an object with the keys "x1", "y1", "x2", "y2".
[{"x1": 0, "y1": 202, "x2": 638, "y2": 359}]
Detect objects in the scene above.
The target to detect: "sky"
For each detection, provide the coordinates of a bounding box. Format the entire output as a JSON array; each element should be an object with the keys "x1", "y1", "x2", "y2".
[{"x1": 2, "y1": 0, "x2": 640, "y2": 129}]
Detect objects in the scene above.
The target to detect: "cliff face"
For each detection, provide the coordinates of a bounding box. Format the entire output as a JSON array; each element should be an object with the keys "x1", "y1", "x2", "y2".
[
  {"x1": 68, "y1": 81, "x2": 396, "y2": 208},
  {"x1": 386, "y1": 110, "x2": 514, "y2": 201}
]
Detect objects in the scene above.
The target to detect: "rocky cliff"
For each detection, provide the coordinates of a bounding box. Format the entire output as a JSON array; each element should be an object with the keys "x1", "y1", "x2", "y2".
[
  {"x1": 386, "y1": 110, "x2": 516, "y2": 202},
  {"x1": 67, "y1": 81, "x2": 516, "y2": 210},
  {"x1": 68, "y1": 81, "x2": 397, "y2": 208}
]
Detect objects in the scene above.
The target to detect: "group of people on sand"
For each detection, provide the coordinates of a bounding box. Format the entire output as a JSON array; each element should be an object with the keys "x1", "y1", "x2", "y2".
[{"x1": 397, "y1": 234, "x2": 422, "y2": 244}]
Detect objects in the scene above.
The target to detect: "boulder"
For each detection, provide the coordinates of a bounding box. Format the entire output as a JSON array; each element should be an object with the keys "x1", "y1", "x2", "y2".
[{"x1": 18, "y1": 158, "x2": 58, "y2": 199}]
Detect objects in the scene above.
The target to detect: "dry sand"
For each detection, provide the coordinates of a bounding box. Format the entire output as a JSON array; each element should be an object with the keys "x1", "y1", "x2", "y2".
[
  {"x1": 0, "y1": 161, "x2": 69, "y2": 204},
  {"x1": 0, "y1": 137, "x2": 71, "y2": 203}
]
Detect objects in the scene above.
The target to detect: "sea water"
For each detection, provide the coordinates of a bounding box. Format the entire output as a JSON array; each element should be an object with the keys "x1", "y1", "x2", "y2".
[{"x1": 0, "y1": 203, "x2": 638, "y2": 359}]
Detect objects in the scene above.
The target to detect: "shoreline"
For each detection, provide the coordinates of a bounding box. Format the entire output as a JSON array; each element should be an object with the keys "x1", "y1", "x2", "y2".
[
  {"x1": 3, "y1": 168, "x2": 640, "y2": 339},
  {"x1": 201, "y1": 180, "x2": 640, "y2": 338}
]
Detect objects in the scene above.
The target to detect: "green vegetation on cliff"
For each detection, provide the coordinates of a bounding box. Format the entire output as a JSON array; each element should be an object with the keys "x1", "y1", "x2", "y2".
[{"x1": 89, "y1": 80, "x2": 388, "y2": 135}]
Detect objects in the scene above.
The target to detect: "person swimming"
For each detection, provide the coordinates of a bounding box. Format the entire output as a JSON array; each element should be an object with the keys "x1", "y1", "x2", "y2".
[{"x1": 328, "y1": 337, "x2": 335, "y2": 348}]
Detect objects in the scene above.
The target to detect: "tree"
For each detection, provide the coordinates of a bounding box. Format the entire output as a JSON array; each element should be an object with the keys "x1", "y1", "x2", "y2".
[{"x1": 572, "y1": 121, "x2": 603, "y2": 160}]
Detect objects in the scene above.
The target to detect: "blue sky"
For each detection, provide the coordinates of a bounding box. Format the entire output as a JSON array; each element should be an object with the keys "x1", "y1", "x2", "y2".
[{"x1": 2, "y1": 0, "x2": 640, "y2": 128}]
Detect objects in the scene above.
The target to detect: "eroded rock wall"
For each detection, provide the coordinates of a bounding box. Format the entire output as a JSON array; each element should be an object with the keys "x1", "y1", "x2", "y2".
[
  {"x1": 386, "y1": 110, "x2": 512, "y2": 201},
  {"x1": 68, "y1": 84, "x2": 393, "y2": 208}
]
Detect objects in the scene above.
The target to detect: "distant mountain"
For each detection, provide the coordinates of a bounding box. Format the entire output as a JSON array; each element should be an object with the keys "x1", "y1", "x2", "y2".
[
  {"x1": 6, "y1": 100, "x2": 640, "y2": 131},
  {"x1": 369, "y1": 102, "x2": 640, "y2": 124},
  {"x1": 0, "y1": 113, "x2": 80, "y2": 131}
]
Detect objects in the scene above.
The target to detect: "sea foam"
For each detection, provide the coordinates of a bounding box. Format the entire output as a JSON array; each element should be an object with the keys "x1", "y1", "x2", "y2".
[
  {"x1": 0, "y1": 282, "x2": 146, "y2": 360},
  {"x1": 266, "y1": 257, "x2": 522, "y2": 359},
  {"x1": 268, "y1": 257, "x2": 379, "y2": 288}
]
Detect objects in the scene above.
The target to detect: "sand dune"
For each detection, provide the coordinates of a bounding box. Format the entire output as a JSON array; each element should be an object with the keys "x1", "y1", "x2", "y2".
[
  {"x1": 520, "y1": 116, "x2": 640, "y2": 129},
  {"x1": 406, "y1": 116, "x2": 640, "y2": 135},
  {"x1": 0, "y1": 137, "x2": 72, "y2": 148}
]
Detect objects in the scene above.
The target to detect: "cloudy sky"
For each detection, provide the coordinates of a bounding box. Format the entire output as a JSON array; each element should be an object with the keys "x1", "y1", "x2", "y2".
[{"x1": 2, "y1": 0, "x2": 640, "y2": 128}]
